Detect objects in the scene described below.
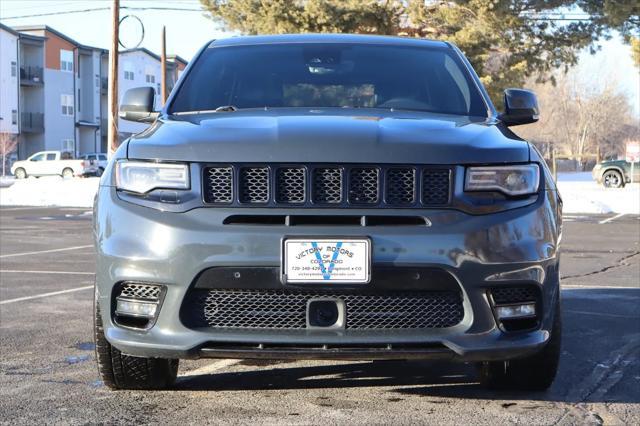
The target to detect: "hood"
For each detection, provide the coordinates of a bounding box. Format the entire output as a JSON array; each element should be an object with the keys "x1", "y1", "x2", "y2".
[{"x1": 127, "y1": 108, "x2": 530, "y2": 164}]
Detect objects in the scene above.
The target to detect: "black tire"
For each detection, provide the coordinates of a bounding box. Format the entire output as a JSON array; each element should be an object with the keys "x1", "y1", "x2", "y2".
[
  {"x1": 602, "y1": 170, "x2": 624, "y2": 188},
  {"x1": 94, "y1": 300, "x2": 178, "y2": 390},
  {"x1": 14, "y1": 168, "x2": 26, "y2": 179},
  {"x1": 477, "y1": 296, "x2": 561, "y2": 391},
  {"x1": 96, "y1": 167, "x2": 104, "y2": 177},
  {"x1": 62, "y1": 168, "x2": 74, "y2": 179}
]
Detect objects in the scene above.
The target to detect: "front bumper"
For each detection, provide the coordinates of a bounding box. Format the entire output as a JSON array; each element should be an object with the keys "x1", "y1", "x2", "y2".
[{"x1": 94, "y1": 185, "x2": 560, "y2": 362}]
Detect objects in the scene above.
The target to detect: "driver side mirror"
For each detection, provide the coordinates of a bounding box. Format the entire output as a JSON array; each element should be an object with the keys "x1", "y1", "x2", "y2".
[
  {"x1": 119, "y1": 87, "x2": 159, "y2": 123},
  {"x1": 499, "y1": 88, "x2": 539, "y2": 127}
]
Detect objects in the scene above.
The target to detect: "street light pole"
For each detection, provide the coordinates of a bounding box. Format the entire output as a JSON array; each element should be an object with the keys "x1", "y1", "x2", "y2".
[
  {"x1": 108, "y1": 0, "x2": 120, "y2": 156},
  {"x1": 161, "y1": 26, "x2": 167, "y2": 106}
]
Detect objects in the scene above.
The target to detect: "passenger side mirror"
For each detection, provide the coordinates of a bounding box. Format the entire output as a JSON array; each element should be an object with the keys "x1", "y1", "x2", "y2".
[
  {"x1": 498, "y1": 89, "x2": 539, "y2": 127},
  {"x1": 119, "y1": 87, "x2": 159, "y2": 123}
]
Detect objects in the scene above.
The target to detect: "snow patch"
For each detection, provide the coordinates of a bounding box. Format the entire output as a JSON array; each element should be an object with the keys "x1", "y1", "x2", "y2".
[{"x1": 0, "y1": 176, "x2": 99, "y2": 208}]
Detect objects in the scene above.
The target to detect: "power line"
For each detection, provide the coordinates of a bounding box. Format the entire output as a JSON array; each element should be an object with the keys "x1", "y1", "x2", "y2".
[{"x1": 0, "y1": 6, "x2": 202, "y2": 20}]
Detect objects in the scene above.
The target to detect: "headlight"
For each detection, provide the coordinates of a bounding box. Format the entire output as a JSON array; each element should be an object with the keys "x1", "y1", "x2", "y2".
[
  {"x1": 465, "y1": 164, "x2": 539, "y2": 196},
  {"x1": 115, "y1": 161, "x2": 189, "y2": 194}
]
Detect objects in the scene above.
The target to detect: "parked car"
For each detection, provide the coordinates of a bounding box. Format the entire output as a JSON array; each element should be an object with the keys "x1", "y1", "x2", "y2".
[
  {"x1": 94, "y1": 34, "x2": 562, "y2": 391},
  {"x1": 11, "y1": 151, "x2": 90, "y2": 179},
  {"x1": 79, "y1": 153, "x2": 108, "y2": 176},
  {"x1": 592, "y1": 159, "x2": 640, "y2": 188}
]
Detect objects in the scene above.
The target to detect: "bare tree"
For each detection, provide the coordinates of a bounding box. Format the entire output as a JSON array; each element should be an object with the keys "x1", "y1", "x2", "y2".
[
  {"x1": 0, "y1": 133, "x2": 18, "y2": 177},
  {"x1": 515, "y1": 70, "x2": 638, "y2": 169}
]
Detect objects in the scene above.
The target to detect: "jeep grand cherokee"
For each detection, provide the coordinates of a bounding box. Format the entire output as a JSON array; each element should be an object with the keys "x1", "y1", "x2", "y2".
[{"x1": 94, "y1": 34, "x2": 562, "y2": 390}]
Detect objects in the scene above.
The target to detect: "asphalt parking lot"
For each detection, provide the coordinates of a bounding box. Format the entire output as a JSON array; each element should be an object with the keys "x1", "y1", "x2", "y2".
[{"x1": 0, "y1": 207, "x2": 638, "y2": 425}]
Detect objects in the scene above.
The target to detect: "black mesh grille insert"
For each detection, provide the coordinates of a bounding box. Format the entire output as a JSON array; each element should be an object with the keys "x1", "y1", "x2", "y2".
[
  {"x1": 188, "y1": 289, "x2": 463, "y2": 330},
  {"x1": 201, "y1": 164, "x2": 452, "y2": 208},
  {"x1": 240, "y1": 167, "x2": 269, "y2": 203},
  {"x1": 313, "y1": 168, "x2": 343, "y2": 204},
  {"x1": 204, "y1": 166, "x2": 233, "y2": 203},
  {"x1": 118, "y1": 283, "x2": 161, "y2": 301},
  {"x1": 491, "y1": 286, "x2": 539, "y2": 305},
  {"x1": 422, "y1": 169, "x2": 451, "y2": 205},
  {"x1": 276, "y1": 167, "x2": 306, "y2": 203},
  {"x1": 349, "y1": 167, "x2": 379, "y2": 204},
  {"x1": 386, "y1": 168, "x2": 416, "y2": 205}
]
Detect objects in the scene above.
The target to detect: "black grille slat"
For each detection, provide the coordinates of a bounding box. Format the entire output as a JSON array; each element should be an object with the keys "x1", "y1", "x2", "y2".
[
  {"x1": 313, "y1": 168, "x2": 343, "y2": 204},
  {"x1": 276, "y1": 167, "x2": 306, "y2": 204},
  {"x1": 422, "y1": 169, "x2": 451, "y2": 205},
  {"x1": 191, "y1": 289, "x2": 463, "y2": 330},
  {"x1": 204, "y1": 167, "x2": 233, "y2": 204},
  {"x1": 386, "y1": 168, "x2": 416, "y2": 205},
  {"x1": 240, "y1": 167, "x2": 270, "y2": 203},
  {"x1": 349, "y1": 167, "x2": 379, "y2": 204},
  {"x1": 202, "y1": 164, "x2": 451, "y2": 208},
  {"x1": 491, "y1": 286, "x2": 539, "y2": 305}
]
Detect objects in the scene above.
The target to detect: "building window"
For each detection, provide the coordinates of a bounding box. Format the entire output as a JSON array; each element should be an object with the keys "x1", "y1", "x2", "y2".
[
  {"x1": 61, "y1": 139, "x2": 74, "y2": 154},
  {"x1": 11, "y1": 61, "x2": 17, "y2": 77},
  {"x1": 156, "y1": 83, "x2": 161, "y2": 95},
  {"x1": 11, "y1": 110, "x2": 17, "y2": 125},
  {"x1": 61, "y1": 94, "x2": 74, "y2": 116},
  {"x1": 60, "y1": 49, "x2": 74, "y2": 72},
  {"x1": 77, "y1": 89, "x2": 81, "y2": 112},
  {"x1": 123, "y1": 62, "x2": 134, "y2": 80},
  {"x1": 145, "y1": 74, "x2": 155, "y2": 83}
]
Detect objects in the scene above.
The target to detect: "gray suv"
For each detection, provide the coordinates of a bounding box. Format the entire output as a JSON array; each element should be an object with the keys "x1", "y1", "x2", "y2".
[{"x1": 94, "y1": 34, "x2": 562, "y2": 391}]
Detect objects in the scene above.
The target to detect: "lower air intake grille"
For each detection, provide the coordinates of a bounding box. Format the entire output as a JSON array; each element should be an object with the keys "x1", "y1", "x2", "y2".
[
  {"x1": 491, "y1": 286, "x2": 539, "y2": 305},
  {"x1": 422, "y1": 169, "x2": 451, "y2": 205},
  {"x1": 118, "y1": 283, "x2": 161, "y2": 301},
  {"x1": 185, "y1": 289, "x2": 463, "y2": 330}
]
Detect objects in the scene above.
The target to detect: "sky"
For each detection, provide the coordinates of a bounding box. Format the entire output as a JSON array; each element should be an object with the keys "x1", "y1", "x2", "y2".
[{"x1": 0, "y1": 0, "x2": 638, "y2": 115}]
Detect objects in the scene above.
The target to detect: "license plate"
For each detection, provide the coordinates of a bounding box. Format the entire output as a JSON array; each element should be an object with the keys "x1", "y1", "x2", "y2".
[{"x1": 283, "y1": 238, "x2": 371, "y2": 284}]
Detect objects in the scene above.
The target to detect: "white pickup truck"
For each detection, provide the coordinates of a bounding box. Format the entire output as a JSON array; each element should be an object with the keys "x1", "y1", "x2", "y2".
[{"x1": 11, "y1": 151, "x2": 91, "y2": 179}]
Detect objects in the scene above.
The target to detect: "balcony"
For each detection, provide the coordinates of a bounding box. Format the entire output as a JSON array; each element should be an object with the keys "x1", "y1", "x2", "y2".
[
  {"x1": 21, "y1": 112, "x2": 44, "y2": 133},
  {"x1": 20, "y1": 66, "x2": 44, "y2": 86}
]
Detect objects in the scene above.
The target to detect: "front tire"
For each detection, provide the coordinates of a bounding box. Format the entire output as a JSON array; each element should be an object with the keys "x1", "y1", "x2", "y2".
[
  {"x1": 62, "y1": 168, "x2": 74, "y2": 179},
  {"x1": 602, "y1": 170, "x2": 624, "y2": 188},
  {"x1": 14, "y1": 168, "x2": 26, "y2": 179},
  {"x1": 477, "y1": 296, "x2": 561, "y2": 391},
  {"x1": 94, "y1": 301, "x2": 178, "y2": 390}
]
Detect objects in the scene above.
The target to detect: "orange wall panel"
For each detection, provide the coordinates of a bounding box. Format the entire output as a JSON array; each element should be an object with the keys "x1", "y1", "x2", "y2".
[{"x1": 44, "y1": 31, "x2": 76, "y2": 71}]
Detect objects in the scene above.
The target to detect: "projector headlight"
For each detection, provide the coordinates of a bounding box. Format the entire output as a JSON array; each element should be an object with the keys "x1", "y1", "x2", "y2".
[
  {"x1": 115, "y1": 161, "x2": 189, "y2": 194},
  {"x1": 465, "y1": 164, "x2": 540, "y2": 196}
]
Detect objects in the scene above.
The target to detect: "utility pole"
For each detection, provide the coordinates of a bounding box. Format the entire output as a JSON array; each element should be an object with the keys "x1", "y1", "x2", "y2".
[
  {"x1": 161, "y1": 26, "x2": 167, "y2": 106},
  {"x1": 108, "y1": 0, "x2": 119, "y2": 155}
]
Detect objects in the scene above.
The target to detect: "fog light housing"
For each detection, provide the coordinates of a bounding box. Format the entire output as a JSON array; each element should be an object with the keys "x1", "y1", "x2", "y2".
[
  {"x1": 495, "y1": 303, "x2": 536, "y2": 320},
  {"x1": 116, "y1": 299, "x2": 158, "y2": 318}
]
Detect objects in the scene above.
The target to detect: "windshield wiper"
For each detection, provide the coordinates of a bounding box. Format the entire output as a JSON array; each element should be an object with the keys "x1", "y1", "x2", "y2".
[{"x1": 214, "y1": 105, "x2": 238, "y2": 112}]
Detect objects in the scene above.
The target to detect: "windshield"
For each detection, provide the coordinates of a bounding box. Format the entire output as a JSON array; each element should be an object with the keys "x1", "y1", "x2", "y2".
[{"x1": 170, "y1": 43, "x2": 488, "y2": 117}]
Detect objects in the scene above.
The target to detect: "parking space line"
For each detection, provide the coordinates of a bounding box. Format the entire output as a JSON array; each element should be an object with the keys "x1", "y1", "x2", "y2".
[
  {"x1": 180, "y1": 359, "x2": 240, "y2": 377},
  {"x1": 562, "y1": 284, "x2": 640, "y2": 290},
  {"x1": 0, "y1": 285, "x2": 93, "y2": 305},
  {"x1": 0, "y1": 244, "x2": 93, "y2": 258},
  {"x1": 0, "y1": 270, "x2": 94, "y2": 275},
  {"x1": 599, "y1": 213, "x2": 625, "y2": 224}
]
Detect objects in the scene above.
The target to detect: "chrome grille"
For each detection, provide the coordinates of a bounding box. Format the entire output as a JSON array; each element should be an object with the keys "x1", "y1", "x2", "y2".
[
  {"x1": 348, "y1": 167, "x2": 379, "y2": 204},
  {"x1": 313, "y1": 168, "x2": 343, "y2": 204},
  {"x1": 386, "y1": 168, "x2": 416, "y2": 205},
  {"x1": 189, "y1": 289, "x2": 463, "y2": 330},
  {"x1": 240, "y1": 167, "x2": 269, "y2": 203},
  {"x1": 422, "y1": 169, "x2": 451, "y2": 205},
  {"x1": 204, "y1": 167, "x2": 233, "y2": 204},
  {"x1": 202, "y1": 164, "x2": 452, "y2": 208},
  {"x1": 118, "y1": 283, "x2": 161, "y2": 301},
  {"x1": 276, "y1": 167, "x2": 306, "y2": 203}
]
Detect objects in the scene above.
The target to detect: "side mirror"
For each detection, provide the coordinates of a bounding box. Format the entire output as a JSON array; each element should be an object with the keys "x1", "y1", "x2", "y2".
[
  {"x1": 119, "y1": 87, "x2": 159, "y2": 123},
  {"x1": 498, "y1": 88, "x2": 539, "y2": 126}
]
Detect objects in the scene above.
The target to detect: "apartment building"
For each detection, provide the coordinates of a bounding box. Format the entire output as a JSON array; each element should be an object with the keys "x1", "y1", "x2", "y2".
[
  {"x1": 0, "y1": 24, "x2": 19, "y2": 136},
  {"x1": 0, "y1": 24, "x2": 186, "y2": 161}
]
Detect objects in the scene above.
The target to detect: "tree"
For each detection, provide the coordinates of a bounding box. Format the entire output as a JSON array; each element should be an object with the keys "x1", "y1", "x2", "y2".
[
  {"x1": 515, "y1": 71, "x2": 638, "y2": 166},
  {"x1": 200, "y1": 0, "x2": 639, "y2": 103},
  {"x1": 0, "y1": 133, "x2": 18, "y2": 177}
]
